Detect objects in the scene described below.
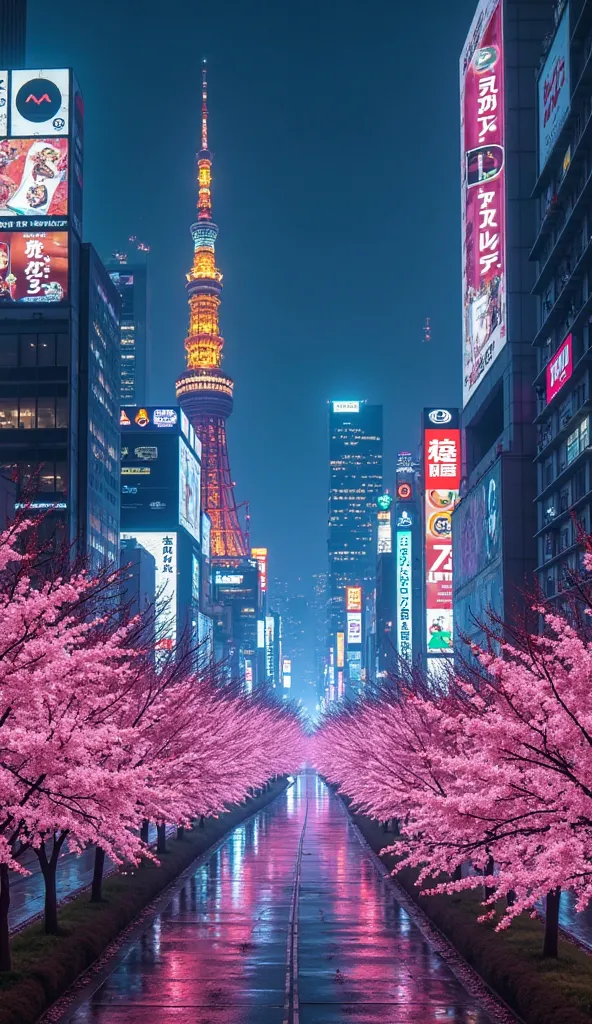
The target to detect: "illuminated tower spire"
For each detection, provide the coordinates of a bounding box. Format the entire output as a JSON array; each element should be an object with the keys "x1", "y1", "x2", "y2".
[{"x1": 176, "y1": 62, "x2": 247, "y2": 560}]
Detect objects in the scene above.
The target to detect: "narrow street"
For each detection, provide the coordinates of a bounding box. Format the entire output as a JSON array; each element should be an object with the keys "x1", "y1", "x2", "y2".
[{"x1": 56, "y1": 773, "x2": 500, "y2": 1024}]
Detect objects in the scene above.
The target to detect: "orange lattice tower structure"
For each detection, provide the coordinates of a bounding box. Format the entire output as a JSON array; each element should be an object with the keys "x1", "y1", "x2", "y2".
[{"x1": 176, "y1": 62, "x2": 247, "y2": 560}]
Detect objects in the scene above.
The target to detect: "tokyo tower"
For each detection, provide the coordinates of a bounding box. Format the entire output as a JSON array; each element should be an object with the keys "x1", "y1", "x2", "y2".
[{"x1": 176, "y1": 62, "x2": 248, "y2": 560}]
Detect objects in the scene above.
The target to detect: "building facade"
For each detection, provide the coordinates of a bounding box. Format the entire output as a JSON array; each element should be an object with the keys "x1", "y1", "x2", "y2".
[
  {"x1": 0, "y1": 70, "x2": 121, "y2": 564},
  {"x1": 107, "y1": 252, "x2": 149, "y2": 407},
  {"x1": 120, "y1": 405, "x2": 204, "y2": 656},
  {"x1": 454, "y1": 0, "x2": 551, "y2": 641},
  {"x1": 531, "y1": 0, "x2": 592, "y2": 598}
]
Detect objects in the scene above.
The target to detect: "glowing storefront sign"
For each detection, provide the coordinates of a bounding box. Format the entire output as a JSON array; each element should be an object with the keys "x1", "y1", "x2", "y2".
[
  {"x1": 336, "y1": 631, "x2": 345, "y2": 668},
  {"x1": 345, "y1": 585, "x2": 362, "y2": 612},
  {"x1": 396, "y1": 530, "x2": 412, "y2": 664},
  {"x1": 332, "y1": 401, "x2": 360, "y2": 413},
  {"x1": 377, "y1": 510, "x2": 392, "y2": 554},
  {"x1": 215, "y1": 573, "x2": 243, "y2": 586},
  {"x1": 347, "y1": 612, "x2": 362, "y2": 645},
  {"x1": 546, "y1": 333, "x2": 572, "y2": 403},
  {"x1": 121, "y1": 531, "x2": 177, "y2": 656},
  {"x1": 461, "y1": 0, "x2": 506, "y2": 406},
  {"x1": 257, "y1": 618, "x2": 265, "y2": 649},
  {"x1": 538, "y1": 7, "x2": 570, "y2": 173},
  {"x1": 424, "y1": 411, "x2": 460, "y2": 660}
]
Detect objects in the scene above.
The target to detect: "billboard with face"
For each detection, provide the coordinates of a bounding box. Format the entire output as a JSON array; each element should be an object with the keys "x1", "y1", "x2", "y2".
[
  {"x1": 0, "y1": 230, "x2": 67, "y2": 302},
  {"x1": 0, "y1": 138, "x2": 68, "y2": 221},
  {"x1": 461, "y1": 0, "x2": 506, "y2": 406}
]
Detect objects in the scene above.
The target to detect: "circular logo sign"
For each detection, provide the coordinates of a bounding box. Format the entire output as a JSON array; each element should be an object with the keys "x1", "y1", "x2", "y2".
[
  {"x1": 15, "y1": 77, "x2": 62, "y2": 123},
  {"x1": 474, "y1": 46, "x2": 498, "y2": 74},
  {"x1": 428, "y1": 409, "x2": 452, "y2": 425},
  {"x1": 397, "y1": 482, "x2": 412, "y2": 500},
  {"x1": 429, "y1": 511, "x2": 452, "y2": 538}
]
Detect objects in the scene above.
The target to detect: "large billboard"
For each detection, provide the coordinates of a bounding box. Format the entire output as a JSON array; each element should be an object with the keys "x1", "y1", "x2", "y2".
[
  {"x1": 120, "y1": 433, "x2": 179, "y2": 527},
  {"x1": 121, "y1": 531, "x2": 177, "y2": 655},
  {"x1": 538, "y1": 7, "x2": 570, "y2": 173},
  {"x1": 0, "y1": 230, "x2": 67, "y2": 302},
  {"x1": 396, "y1": 530, "x2": 412, "y2": 664},
  {"x1": 179, "y1": 437, "x2": 201, "y2": 543},
  {"x1": 10, "y1": 69, "x2": 70, "y2": 137},
  {"x1": 454, "y1": 458, "x2": 501, "y2": 587},
  {"x1": 0, "y1": 138, "x2": 68, "y2": 224},
  {"x1": 461, "y1": 0, "x2": 506, "y2": 407},
  {"x1": 424, "y1": 409, "x2": 460, "y2": 661}
]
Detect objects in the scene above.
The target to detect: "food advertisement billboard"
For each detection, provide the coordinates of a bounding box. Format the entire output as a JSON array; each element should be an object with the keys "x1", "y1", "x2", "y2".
[
  {"x1": 461, "y1": 0, "x2": 506, "y2": 406},
  {"x1": 538, "y1": 7, "x2": 570, "y2": 173},
  {"x1": 454, "y1": 458, "x2": 501, "y2": 587},
  {"x1": 0, "y1": 230, "x2": 67, "y2": 302},
  {"x1": 424, "y1": 410, "x2": 460, "y2": 659},
  {"x1": 0, "y1": 138, "x2": 68, "y2": 225},
  {"x1": 179, "y1": 437, "x2": 201, "y2": 543}
]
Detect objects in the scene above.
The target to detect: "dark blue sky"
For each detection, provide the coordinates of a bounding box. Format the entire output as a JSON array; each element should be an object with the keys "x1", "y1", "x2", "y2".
[{"x1": 28, "y1": 0, "x2": 476, "y2": 587}]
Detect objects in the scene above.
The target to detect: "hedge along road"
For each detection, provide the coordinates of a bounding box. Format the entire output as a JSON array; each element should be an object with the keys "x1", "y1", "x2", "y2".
[{"x1": 52, "y1": 773, "x2": 515, "y2": 1024}]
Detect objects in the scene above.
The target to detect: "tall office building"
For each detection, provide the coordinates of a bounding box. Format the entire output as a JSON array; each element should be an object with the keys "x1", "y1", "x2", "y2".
[
  {"x1": 0, "y1": 69, "x2": 121, "y2": 564},
  {"x1": 453, "y1": 0, "x2": 552, "y2": 646},
  {"x1": 531, "y1": 0, "x2": 592, "y2": 598},
  {"x1": 327, "y1": 400, "x2": 383, "y2": 693},
  {"x1": 106, "y1": 251, "x2": 149, "y2": 406}
]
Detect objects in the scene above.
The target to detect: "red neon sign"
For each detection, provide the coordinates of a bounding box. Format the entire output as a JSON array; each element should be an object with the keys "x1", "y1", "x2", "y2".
[{"x1": 546, "y1": 333, "x2": 572, "y2": 403}]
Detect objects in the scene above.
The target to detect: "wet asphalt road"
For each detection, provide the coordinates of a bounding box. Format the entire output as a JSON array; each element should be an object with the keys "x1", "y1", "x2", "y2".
[{"x1": 56, "y1": 773, "x2": 493, "y2": 1024}]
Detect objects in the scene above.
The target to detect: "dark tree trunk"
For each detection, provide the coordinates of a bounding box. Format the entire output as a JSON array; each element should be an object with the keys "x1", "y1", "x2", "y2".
[
  {"x1": 199, "y1": 815, "x2": 205, "y2": 829},
  {"x1": 177, "y1": 825, "x2": 185, "y2": 841},
  {"x1": 392, "y1": 818, "x2": 400, "y2": 837},
  {"x1": 0, "y1": 863, "x2": 11, "y2": 972},
  {"x1": 544, "y1": 888, "x2": 561, "y2": 958},
  {"x1": 140, "y1": 819, "x2": 149, "y2": 844},
  {"x1": 37, "y1": 832, "x2": 67, "y2": 934},
  {"x1": 484, "y1": 855, "x2": 496, "y2": 900},
  {"x1": 382, "y1": 820, "x2": 389, "y2": 833},
  {"x1": 156, "y1": 823, "x2": 167, "y2": 854},
  {"x1": 91, "y1": 846, "x2": 106, "y2": 903},
  {"x1": 452, "y1": 864, "x2": 462, "y2": 882},
  {"x1": 507, "y1": 890, "x2": 516, "y2": 907}
]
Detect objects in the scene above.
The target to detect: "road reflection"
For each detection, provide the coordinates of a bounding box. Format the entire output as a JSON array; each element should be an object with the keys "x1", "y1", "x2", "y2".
[{"x1": 60, "y1": 774, "x2": 494, "y2": 1024}]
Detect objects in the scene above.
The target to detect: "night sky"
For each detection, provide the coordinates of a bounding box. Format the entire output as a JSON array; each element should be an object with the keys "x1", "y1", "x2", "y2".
[{"x1": 28, "y1": 0, "x2": 477, "y2": 588}]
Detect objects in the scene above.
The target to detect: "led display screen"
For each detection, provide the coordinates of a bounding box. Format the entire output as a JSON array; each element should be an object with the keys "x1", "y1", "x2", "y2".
[
  {"x1": 120, "y1": 433, "x2": 179, "y2": 528},
  {"x1": 0, "y1": 230, "x2": 67, "y2": 302},
  {"x1": 179, "y1": 437, "x2": 201, "y2": 543},
  {"x1": 347, "y1": 612, "x2": 362, "y2": 645},
  {"x1": 345, "y1": 586, "x2": 362, "y2": 612},
  {"x1": 396, "y1": 530, "x2": 412, "y2": 664},
  {"x1": 461, "y1": 0, "x2": 506, "y2": 406}
]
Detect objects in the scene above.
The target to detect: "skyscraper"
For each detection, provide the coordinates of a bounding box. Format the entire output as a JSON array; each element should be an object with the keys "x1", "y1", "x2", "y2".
[
  {"x1": 327, "y1": 400, "x2": 383, "y2": 691},
  {"x1": 107, "y1": 250, "x2": 149, "y2": 407},
  {"x1": 175, "y1": 63, "x2": 247, "y2": 561}
]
